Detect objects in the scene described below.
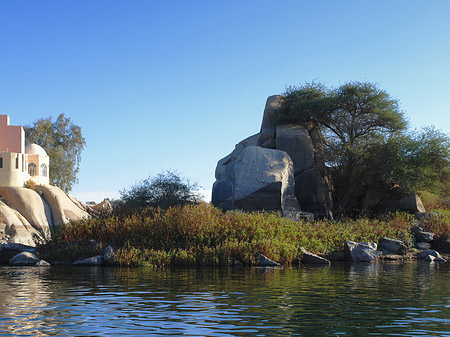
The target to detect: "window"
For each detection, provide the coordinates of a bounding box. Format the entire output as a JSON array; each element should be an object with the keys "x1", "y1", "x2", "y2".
[
  {"x1": 28, "y1": 163, "x2": 36, "y2": 176},
  {"x1": 40, "y1": 164, "x2": 47, "y2": 177},
  {"x1": 0, "y1": 157, "x2": 2, "y2": 169},
  {"x1": 15, "y1": 157, "x2": 19, "y2": 169}
]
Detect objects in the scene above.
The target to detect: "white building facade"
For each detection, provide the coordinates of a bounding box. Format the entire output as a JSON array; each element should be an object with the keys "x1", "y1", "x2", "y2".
[{"x1": 0, "y1": 115, "x2": 49, "y2": 186}]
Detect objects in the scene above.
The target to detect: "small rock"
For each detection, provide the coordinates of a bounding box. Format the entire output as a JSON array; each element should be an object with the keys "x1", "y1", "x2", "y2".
[
  {"x1": 411, "y1": 225, "x2": 424, "y2": 235},
  {"x1": 4, "y1": 243, "x2": 37, "y2": 254},
  {"x1": 416, "y1": 250, "x2": 442, "y2": 259},
  {"x1": 415, "y1": 231, "x2": 434, "y2": 243},
  {"x1": 378, "y1": 237, "x2": 407, "y2": 255},
  {"x1": 9, "y1": 252, "x2": 40, "y2": 266},
  {"x1": 35, "y1": 260, "x2": 51, "y2": 267},
  {"x1": 103, "y1": 245, "x2": 116, "y2": 264},
  {"x1": 73, "y1": 255, "x2": 104, "y2": 266},
  {"x1": 344, "y1": 241, "x2": 382, "y2": 262},
  {"x1": 416, "y1": 242, "x2": 431, "y2": 250},
  {"x1": 257, "y1": 254, "x2": 280, "y2": 267},
  {"x1": 300, "y1": 248, "x2": 331, "y2": 265},
  {"x1": 434, "y1": 256, "x2": 447, "y2": 263}
]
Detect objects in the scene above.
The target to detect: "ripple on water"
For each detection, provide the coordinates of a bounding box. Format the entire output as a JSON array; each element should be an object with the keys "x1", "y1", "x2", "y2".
[{"x1": 1, "y1": 263, "x2": 450, "y2": 336}]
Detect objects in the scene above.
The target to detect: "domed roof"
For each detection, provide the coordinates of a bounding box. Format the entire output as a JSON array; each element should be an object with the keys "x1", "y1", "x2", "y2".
[{"x1": 25, "y1": 143, "x2": 48, "y2": 157}]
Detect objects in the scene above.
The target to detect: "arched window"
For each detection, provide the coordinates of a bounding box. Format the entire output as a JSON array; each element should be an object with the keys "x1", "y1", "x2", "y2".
[
  {"x1": 28, "y1": 163, "x2": 36, "y2": 176},
  {"x1": 40, "y1": 164, "x2": 47, "y2": 177}
]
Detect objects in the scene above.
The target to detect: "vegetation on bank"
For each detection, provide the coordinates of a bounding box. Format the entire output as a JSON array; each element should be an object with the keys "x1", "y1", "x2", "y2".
[
  {"x1": 275, "y1": 81, "x2": 450, "y2": 216},
  {"x1": 37, "y1": 203, "x2": 450, "y2": 267}
]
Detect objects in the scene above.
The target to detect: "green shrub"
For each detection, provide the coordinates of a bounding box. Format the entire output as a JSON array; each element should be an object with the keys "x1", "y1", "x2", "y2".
[{"x1": 40, "y1": 204, "x2": 431, "y2": 267}]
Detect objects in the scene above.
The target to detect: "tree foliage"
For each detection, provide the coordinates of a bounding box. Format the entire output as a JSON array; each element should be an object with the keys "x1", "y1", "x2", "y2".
[
  {"x1": 24, "y1": 114, "x2": 86, "y2": 193},
  {"x1": 277, "y1": 81, "x2": 450, "y2": 215},
  {"x1": 119, "y1": 170, "x2": 202, "y2": 212}
]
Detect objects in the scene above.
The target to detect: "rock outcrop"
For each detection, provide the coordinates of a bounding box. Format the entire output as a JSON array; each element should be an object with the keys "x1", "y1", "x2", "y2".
[
  {"x1": 212, "y1": 95, "x2": 332, "y2": 218},
  {"x1": 232, "y1": 146, "x2": 301, "y2": 219},
  {"x1": 0, "y1": 186, "x2": 53, "y2": 240},
  {"x1": 34, "y1": 185, "x2": 89, "y2": 227},
  {"x1": 0, "y1": 185, "x2": 90, "y2": 246}
]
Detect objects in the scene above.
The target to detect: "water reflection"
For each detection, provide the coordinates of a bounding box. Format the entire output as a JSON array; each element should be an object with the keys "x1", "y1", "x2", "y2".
[{"x1": 0, "y1": 262, "x2": 449, "y2": 336}]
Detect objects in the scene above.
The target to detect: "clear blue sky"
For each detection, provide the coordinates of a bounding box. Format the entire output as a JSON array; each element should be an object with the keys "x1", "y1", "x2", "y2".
[{"x1": 1, "y1": 1, "x2": 449, "y2": 202}]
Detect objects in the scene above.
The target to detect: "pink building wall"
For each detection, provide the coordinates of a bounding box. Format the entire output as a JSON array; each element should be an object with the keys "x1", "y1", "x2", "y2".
[{"x1": 0, "y1": 115, "x2": 25, "y2": 154}]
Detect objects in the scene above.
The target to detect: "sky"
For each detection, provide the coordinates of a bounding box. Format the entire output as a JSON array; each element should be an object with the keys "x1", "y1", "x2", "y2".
[{"x1": 0, "y1": 0, "x2": 449, "y2": 203}]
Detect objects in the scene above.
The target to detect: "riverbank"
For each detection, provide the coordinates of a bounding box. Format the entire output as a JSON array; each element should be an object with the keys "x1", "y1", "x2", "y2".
[{"x1": 20, "y1": 203, "x2": 447, "y2": 267}]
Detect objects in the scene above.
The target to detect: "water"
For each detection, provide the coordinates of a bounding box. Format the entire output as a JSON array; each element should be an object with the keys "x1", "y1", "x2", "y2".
[{"x1": 1, "y1": 262, "x2": 450, "y2": 336}]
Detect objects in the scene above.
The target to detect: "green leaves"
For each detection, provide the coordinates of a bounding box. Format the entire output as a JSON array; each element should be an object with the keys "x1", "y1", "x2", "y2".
[
  {"x1": 24, "y1": 114, "x2": 86, "y2": 192},
  {"x1": 119, "y1": 170, "x2": 202, "y2": 212}
]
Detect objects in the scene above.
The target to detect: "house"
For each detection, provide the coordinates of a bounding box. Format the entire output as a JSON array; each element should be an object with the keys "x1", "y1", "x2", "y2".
[{"x1": 0, "y1": 115, "x2": 49, "y2": 186}]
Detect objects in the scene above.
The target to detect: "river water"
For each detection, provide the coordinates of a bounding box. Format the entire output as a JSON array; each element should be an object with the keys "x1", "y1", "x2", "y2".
[{"x1": 1, "y1": 262, "x2": 450, "y2": 336}]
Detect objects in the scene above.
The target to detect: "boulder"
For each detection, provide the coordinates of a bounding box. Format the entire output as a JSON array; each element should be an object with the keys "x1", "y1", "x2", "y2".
[
  {"x1": 411, "y1": 224, "x2": 424, "y2": 235},
  {"x1": 215, "y1": 133, "x2": 260, "y2": 182},
  {"x1": 0, "y1": 202, "x2": 45, "y2": 246},
  {"x1": 416, "y1": 250, "x2": 443, "y2": 259},
  {"x1": 35, "y1": 260, "x2": 51, "y2": 267},
  {"x1": 416, "y1": 242, "x2": 432, "y2": 250},
  {"x1": 275, "y1": 125, "x2": 314, "y2": 175},
  {"x1": 90, "y1": 199, "x2": 113, "y2": 214},
  {"x1": 378, "y1": 192, "x2": 426, "y2": 213},
  {"x1": 415, "y1": 231, "x2": 434, "y2": 243},
  {"x1": 257, "y1": 254, "x2": 280, "y2": 267},
  {"x1": 260, "y1": 95, "x2": 284, "y2": 131},
  {"x1": 430, "y1": 237, "x2": 450, "y2": 254},
  {"x1": 344, "y1": 241, "x2": 382, "y2": 262},
  {"x1": 378, "y1": 237, "x2": 407, "y2": 255},
  {"x1": 9, "y1": 251, "x2": 40, "y2": 266},
  {"x1": 424, "y1": 254, "x2": 446, "y2": 263},
  {"x1": 35, "y1": 185, "x2": 90, "y2": 227},
  {"x1": 2, "y1": 242, "x2": 37, "y2": 254},
  {"x1": 211, "y1": 180, "x2": 232, "y2": 210},
  {"x1": 103, "y1": 245, "x2": 116, "y2": 264},
  {"x1": 73, "y1": 255, "x2": 104, "y2": 266},
  {"x1": 300, "y1": 248, "x2": 331, "y2": 265},
  {"x1": 0, "y1": 186, "x2": 53, "y2": 240},
  {"x1": 232, "y1": 146, "x2": 301, "y2": 220},
  {"x1": 295, "y1": 169, "x2": 333, "y2": 218}
]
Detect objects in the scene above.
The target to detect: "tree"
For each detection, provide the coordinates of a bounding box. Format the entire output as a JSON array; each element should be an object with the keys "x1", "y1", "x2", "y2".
[
  {"x1": 24, "y1": 114, "x2": 86, "y2": 193},
  {"x1": 119, "y1": 170, "x2": 202, "y2": 212},
  {"x1": 277, "y1": 81, "x2": 450, "y2": 215}
]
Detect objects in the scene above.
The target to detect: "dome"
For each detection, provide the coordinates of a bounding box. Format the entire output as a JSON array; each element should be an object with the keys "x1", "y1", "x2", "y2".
[{"x1": 25, "y1": 143, "x2": 48, "y2": 156}]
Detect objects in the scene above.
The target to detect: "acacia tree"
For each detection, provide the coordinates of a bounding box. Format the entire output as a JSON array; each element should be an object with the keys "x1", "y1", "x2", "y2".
[
  {"x1": 24, "y1": 114, "x2": 86, "y2": 193},
  {"x1": 277, "y1": 81, "x2": 450, "y2": 215}
]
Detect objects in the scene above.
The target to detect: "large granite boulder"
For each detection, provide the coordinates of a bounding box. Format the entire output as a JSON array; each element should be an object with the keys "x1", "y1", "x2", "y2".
[
  {"x1": 212, "y1": 95, "x2": 333, "y2": 219},
  {"x1": 0, "y1": 202, "x2": 45, "y2": 246},
  {"x1": 35, "y1": 185, "x2": 90, "y2": 226},
  {"x1": 276, "y1": 125, "x2": 314, "y2": 175},
  {"x1": 295, "y1": 169, "x2": 332, "y2": 218},
  {"x1": 260, "y1": 95, "x2": 284, "y2": 131},
  {"x1": 232, "y1": 146, "x2": 301, "y2": 220},
  {"x1": 0, "y1": 186, "x2": 53, "y2": 240},
  {"x1": 0, "y1": 185, "x2": 90, "y2": 245}
]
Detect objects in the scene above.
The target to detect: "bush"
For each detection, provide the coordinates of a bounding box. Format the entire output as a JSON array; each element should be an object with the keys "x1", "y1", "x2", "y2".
[
  {"x1": 41, "y1": 204, "x2": 422, "y2": 267},
  {"x1": 23, "y1": 179, "x2": 37, "y2": 190},
  {"x1": 117, "y1": 170, "x2": 202, "y2": 214}
]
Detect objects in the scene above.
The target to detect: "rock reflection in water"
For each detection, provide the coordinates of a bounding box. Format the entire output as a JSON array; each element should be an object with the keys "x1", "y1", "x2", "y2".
[{"x1": 0, "y1": 262, "x2": 449, "y2": 336}]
